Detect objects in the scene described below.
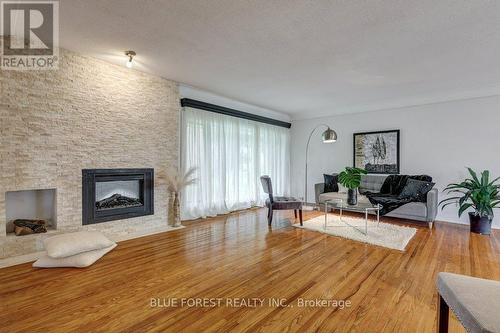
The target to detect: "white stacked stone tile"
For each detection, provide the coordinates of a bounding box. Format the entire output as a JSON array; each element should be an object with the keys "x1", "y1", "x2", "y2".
[{"x1": 0, "y1": 48, "x2": 180, "y2": 259}]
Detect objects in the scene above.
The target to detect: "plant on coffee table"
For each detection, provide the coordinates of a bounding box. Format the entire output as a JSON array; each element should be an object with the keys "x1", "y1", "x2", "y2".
[
  {"x1": 338, "y1": 167, "x2": 368, "y2": 205},
  {"x1": 440, "y1": 168, "x2": 500, "y2": 235}
]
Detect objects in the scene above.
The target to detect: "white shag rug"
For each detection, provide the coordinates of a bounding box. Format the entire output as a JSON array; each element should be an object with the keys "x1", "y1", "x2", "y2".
[{"x1": 294, "y1": 215, "x2": 417, "y2": 251}]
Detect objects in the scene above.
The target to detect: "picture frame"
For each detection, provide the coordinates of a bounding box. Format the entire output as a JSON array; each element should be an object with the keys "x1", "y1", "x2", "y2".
[{"x1": 353, "y1": 130, "x2": 400, "y2": 174}]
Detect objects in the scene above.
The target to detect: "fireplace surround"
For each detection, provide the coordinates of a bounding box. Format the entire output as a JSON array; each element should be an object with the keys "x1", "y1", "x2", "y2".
[
  {"x1": 82, "y1": 169, "x2": 154, "y2": 225},
  {"x1": 0, "y1": 47, "x2": 179, "y2": 261}
]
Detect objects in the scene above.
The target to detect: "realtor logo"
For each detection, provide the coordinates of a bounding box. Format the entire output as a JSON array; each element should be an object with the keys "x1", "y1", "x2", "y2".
[{"x1": 1, "y1": 0, "x2": 59, "y2": 70}]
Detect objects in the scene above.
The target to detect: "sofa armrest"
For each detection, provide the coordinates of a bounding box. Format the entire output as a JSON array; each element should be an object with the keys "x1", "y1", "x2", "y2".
[
  {"x1": 315, "y1": 183, "x2": 325, "y2": 204},
  {"x1": 426, "y1": 188, "x2": 439, "y2": 222}
]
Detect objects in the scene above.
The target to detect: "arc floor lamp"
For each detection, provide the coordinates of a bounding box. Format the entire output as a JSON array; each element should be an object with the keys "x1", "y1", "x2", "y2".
[{"x1": 304, "y1": 125, "x2": 337, "y2": 208}]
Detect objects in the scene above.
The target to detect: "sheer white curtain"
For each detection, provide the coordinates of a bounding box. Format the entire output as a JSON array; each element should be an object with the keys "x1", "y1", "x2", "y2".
[{"x1": 181, "y1": 107, "x2": 290, "y2": 220}]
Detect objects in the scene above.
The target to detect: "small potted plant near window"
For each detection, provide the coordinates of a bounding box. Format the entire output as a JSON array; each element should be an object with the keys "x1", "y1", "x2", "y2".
[
  {"x1": 440, "y1": 168, "x2": 500, "y2": 235},
  {"x1": 338, "y1": 167, "x2": 368, "y2": 205}
]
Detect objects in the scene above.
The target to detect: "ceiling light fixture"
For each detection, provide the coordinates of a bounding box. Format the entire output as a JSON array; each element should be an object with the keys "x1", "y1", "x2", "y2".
[{"x1": 125, "y1": 50, "x2": 136, "y2": 68}]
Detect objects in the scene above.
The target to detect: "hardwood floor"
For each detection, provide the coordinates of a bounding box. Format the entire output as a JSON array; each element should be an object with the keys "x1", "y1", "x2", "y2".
[{"x1": 1, "y1": 209, "x2": 499, "y2": 333}]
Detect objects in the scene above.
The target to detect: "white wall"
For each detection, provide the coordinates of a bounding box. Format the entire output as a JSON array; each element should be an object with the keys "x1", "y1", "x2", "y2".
[{"x1": 290, "y1": 95, "x2": 500, "y2": 228}]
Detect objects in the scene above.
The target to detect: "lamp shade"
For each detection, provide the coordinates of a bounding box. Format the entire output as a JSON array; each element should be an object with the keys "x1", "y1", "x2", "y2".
[{"x1": 322, "y1": 128, "x2": 337, "y2": 143}]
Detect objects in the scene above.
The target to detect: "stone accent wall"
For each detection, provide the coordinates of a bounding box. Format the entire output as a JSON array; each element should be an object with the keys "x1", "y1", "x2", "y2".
[{"x1": 0, "y1": 48, "x2": 180, "y2": 258}]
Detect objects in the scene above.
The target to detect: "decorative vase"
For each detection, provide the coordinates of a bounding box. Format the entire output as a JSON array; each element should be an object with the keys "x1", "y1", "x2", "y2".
[
  {"x1": 469, "y1": 212, "x2": 492, "y2": 235},
  {"x1": 169, "y1": 192, "x2": 182, "y2": 227},
  {"x1": 347, "y1": 188, "x2": 358, "y2": 205}
]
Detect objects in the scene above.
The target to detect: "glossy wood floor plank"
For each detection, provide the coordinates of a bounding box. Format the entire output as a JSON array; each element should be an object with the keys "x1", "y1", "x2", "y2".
[{"x1": 1, "y1": 208, "x2": 499, "y2": 333}]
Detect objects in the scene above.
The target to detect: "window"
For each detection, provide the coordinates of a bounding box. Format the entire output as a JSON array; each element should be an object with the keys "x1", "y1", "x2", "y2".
[{"x1": 181, "y1": 107, "x2": 290, "y2": 220}]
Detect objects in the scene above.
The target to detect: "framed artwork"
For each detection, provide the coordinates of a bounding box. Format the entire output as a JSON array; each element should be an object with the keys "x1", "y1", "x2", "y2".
[{"x1": 353, "y1": 130, "x2": 400, "y2": 174}]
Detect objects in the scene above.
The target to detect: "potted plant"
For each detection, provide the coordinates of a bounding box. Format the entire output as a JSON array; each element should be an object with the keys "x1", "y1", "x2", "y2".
[
  {"x1": 160, "y1": 167, "x2": 197, "y2": 227},
  {"x1": 440, "y1": 168, "x2": 500, "y2": 235},
  {"x1": 338, "y1": 167, "x2": 368, "y2": 205}
]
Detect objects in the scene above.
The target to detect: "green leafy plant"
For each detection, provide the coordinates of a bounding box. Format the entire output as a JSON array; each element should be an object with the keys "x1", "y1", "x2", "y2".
[
  {"x1": 440, "y1": 168, "x2": 500, "y2": 219},
  {"x1": 338, "y1": 167, "x2": 368, "y2": 190}
]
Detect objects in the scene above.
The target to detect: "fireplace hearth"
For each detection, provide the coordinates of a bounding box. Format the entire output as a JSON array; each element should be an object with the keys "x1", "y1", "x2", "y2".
[{"x1": 82, "y1": 169, "x2": 154, "y2": 225}]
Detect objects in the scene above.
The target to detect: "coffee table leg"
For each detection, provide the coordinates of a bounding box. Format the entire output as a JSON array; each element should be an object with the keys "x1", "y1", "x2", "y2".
[
  {"x1": 365, "y1": 210, "x2": 368, "y2": 235},
  {"x1": 324, "y1": 202, "x2": 328, "y2": 230},
  {"x1": 377, "y1": 208, "x2": 380, "y2": 226}
]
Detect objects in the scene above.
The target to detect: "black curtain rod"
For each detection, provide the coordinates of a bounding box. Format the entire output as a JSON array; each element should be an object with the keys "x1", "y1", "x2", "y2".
[{"x1": 180, "y1": 98, "x2": 292, "y2": 129}]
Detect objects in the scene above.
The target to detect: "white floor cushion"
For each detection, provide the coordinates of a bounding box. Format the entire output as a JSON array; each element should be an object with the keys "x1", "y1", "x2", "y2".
[
  {"x1": 33, "y1": 244, "x2": 117, "y2": 268},
  {"x1": 44, "y1": 231, "x2": 115, "y2": 258}
]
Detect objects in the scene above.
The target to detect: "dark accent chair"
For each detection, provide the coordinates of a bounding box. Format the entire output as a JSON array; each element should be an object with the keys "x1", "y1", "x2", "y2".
[{"x1": 260, "y1": 176, "x2": 303, "y2": 226}]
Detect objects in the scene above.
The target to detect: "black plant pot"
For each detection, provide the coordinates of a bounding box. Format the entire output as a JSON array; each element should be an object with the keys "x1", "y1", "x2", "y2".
[
  {"x1": 347, "y1": 189, "x2": 358, "y2": 205},
  {"x1": 469, "y1": 212, "x2": 492, "y2": 235}
]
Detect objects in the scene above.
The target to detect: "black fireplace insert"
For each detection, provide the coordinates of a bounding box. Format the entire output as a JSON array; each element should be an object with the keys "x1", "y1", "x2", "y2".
[{"x1": 82, "y1": 168, "x2": 154, "y2": 225}]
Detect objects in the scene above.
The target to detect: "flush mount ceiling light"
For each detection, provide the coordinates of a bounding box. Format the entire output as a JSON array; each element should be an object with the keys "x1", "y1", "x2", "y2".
[{"x1": 124, "y1": 50, "x2": 136, "y2": 68}]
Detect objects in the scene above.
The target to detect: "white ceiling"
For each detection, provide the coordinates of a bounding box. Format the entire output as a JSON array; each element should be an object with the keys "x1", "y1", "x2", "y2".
[{"x1": 59, "y1": 0, "x2": 500, "y2": 119}]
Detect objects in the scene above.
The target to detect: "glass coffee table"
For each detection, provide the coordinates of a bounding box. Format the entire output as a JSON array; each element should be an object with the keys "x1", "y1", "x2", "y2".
[{"x1": 324, "y1": 199, "x2": 382, "y2": 235}]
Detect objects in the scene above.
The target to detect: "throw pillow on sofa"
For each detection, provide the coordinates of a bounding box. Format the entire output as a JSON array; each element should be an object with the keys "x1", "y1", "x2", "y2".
[
  {"x1": 338, "y1": 183, "x2": 348, "y2": 193},
  {"x1": 398, "y1": 179, "x2": 435, "y2": 201},
  {"x1": 44, "y1": 231, "x2": 116, "y2": 258},
  {"x1": 323, "y1": 174, "x2": 339, "y2": 193},
  {"x1": 33, "y1": 244, "x2": 117, "y2": 268},
  {"x1": 380, "y1": 175, "x2": 433, "y2": 195}
]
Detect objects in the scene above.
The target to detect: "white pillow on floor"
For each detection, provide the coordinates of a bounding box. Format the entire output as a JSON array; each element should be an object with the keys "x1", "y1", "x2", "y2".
[
  {"x1": 33, "y1": 244, "x2": 117, "y2": 268},
  {"x1": 44, "y1": 231, "x2": 115, "y2": 258}
]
